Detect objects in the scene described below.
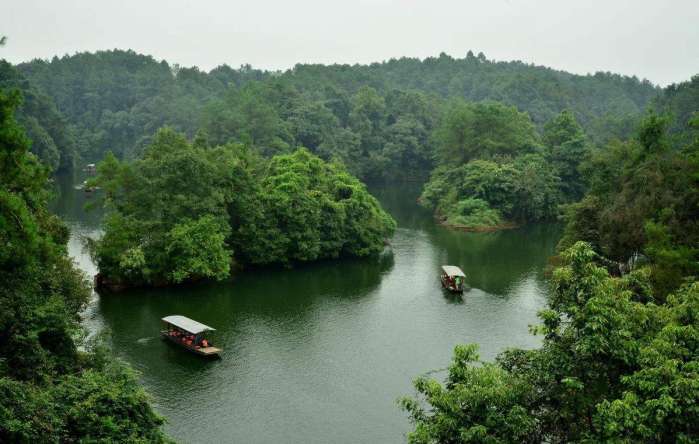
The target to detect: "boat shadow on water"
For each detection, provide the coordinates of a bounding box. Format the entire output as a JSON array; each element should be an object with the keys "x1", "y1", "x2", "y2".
[{"x1": 441, "y1": 289, "x2": 464, "y2": 304}]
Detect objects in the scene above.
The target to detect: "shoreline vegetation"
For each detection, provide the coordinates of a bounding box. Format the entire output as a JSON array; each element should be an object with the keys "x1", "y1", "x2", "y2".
[
  {"x1": 88, "y1": 130, "x2": 396, "y2": 291},
  {"x1": 438, "y1": 218, "x2": 519, "y2": 233},
  {"x1": 401, "y1": 109, "x2": 699, "y2": 442},
  {"x1": 0, "y1": 87, "x2": 170, "y2": 443},
  {"x1": 418, "y1": 103, "x2": 586, "y2": 231},
  {"x1": 1, "y1": 42, "x2": 697, "y2": 442}
]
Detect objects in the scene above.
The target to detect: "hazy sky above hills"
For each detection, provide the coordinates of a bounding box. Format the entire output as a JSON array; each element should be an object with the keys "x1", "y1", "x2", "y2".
[{"x1": 3, "y1": 0, "x2": 698, "y2": 86}]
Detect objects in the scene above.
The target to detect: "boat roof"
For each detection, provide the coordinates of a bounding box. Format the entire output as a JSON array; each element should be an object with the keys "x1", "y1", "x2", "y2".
[
  {"x1": 162, "y1": 315, "x2": 215, "y2": 334},
  {"x1": 441, "y1": 265, "x2": 466, "y2": 277}
]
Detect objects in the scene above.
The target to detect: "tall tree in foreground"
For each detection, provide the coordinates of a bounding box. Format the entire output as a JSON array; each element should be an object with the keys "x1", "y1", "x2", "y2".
[
  {"x1": 0, "y1": 87, "x2": 169, "y2": 442},
  {"x1": 560, "y1": 112, "x2": 699, "y2": 298},
  {"x1": 402, "y1": 242, "x2": 698, "y2": 443}
]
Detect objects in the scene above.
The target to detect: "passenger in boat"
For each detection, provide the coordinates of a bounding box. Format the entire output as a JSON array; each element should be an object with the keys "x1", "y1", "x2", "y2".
[{"x1": 201, "y1": 339, "x2": 209, "y2": 348}]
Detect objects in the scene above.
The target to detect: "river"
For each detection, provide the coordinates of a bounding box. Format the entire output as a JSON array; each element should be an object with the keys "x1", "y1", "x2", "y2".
[{"x1": 51, "y1": 173, "x2": 561, "y2": 444}]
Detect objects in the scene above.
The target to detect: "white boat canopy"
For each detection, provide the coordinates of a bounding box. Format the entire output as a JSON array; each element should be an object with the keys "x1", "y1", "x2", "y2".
[
  {"x1": 162, "y1": 315, "x2": 215, "y2": 334},
  {"x1": 441, "y1": 265, "x2": 466, "y2": 278}
]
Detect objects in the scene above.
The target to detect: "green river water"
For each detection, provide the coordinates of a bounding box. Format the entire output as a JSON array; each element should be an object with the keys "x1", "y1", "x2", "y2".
[{"x1": 52, "y1": 174, "x2": 562, "y2": 444}]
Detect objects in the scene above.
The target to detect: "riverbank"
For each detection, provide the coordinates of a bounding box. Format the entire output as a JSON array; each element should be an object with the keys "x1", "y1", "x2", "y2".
[{"x1": 438, "y1": 218, "x2": 519, "y2": 232}]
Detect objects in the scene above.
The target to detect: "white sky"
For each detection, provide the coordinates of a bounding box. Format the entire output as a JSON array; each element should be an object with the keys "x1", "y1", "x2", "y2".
[{"x1": 2, "y1": 0, "x2": 698, "y2": 86}]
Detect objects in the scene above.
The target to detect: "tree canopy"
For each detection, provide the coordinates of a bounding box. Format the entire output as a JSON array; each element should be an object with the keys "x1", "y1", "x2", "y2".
[
  {"x1": 0, "y1": 60, "x2": 77, "y2": 172},
  {"x1": 14, "y1": 49, "x2": 660, "y2": 182},
  {"x1": 91, "y1": 129, "x2": 396, "y2": 289},
  {"x1": 419, "y1": 103, "x2": 576, "y2": 230},
  {"x1": 402, "y1": 108, "x2": 699, "y2": 443},
  {"x1": 0, "y1": 85, "x2": 169, "y2": 442}
]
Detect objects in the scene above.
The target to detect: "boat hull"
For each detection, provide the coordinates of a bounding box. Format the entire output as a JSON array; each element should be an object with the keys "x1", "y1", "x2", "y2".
[{"x1": 160, "y1": 332, "x2": 222, "y2": 358}]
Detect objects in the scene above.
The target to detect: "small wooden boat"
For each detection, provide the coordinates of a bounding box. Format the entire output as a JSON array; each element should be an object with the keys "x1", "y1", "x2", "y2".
[
  {"x1": 160, "y1": 315, "x2": 222, "y2": 357},
  {"x1": 440, "y1": 265, "x2": 466, "y2": 293}
]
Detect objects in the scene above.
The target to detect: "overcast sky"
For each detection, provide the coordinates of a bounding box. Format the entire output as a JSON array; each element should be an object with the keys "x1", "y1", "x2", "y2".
[{"x1": 2, "y1": 0, "x2": 698, "y2": 86}]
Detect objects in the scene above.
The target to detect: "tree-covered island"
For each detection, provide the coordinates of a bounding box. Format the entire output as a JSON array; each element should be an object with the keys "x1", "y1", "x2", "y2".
[{"x1": 91, "y1": 129, "x2": 396, "y2": 290}]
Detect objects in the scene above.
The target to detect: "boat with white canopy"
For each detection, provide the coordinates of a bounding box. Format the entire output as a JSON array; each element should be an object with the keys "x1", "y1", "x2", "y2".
[{"x1": 160, "y1": 315, "x2": 222, "y2": 357}]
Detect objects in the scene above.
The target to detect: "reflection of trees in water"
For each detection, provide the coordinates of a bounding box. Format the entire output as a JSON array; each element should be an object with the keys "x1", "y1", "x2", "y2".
[
  {"x1": 430, "y1": 224, "x2": 562, "y2": 296},
  {"x1": 96, "y1": 252, "x2": 395, "y2": 351},
  {"x1": 369, "y1": 182, "x2": 562, "y2": 297},
  {"x1": 368, "y1": 182, "x2": 435, "y2": 231},
  {"x1": 50, "y1": 171, "x2": 104, "y2": 228}
]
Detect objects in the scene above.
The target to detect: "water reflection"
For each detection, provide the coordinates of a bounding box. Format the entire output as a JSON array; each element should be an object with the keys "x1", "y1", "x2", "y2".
[
  {"x1": 51, "y1": 176, "x2": 560, "y2": 444},
  {"x1": 370, "y1": 183, "x2": 562, "y2": 296}
]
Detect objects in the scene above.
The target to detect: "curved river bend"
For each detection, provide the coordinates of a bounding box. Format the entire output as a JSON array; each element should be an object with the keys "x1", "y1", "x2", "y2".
[{"x1": 53, "y1": 176, "x2": 561, "y2": 444}]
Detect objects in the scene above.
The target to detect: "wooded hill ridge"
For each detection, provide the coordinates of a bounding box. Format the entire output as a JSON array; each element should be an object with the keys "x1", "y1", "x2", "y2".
[{"x1": 3, "y1": 49, "x2": 669, "y2": 178}]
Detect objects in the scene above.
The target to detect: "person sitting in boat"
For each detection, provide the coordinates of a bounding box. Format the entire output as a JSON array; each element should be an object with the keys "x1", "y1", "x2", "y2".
[{"x1": 201, "y1": 339, "x2": 209, "y2": 348}]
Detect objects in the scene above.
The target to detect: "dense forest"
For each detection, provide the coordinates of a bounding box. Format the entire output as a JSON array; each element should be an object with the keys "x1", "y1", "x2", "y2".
[
  {"x1": 1, "y1": 41, "x2": 697, "y2": 442},
  {"x1": 91, "y1": 129, "x2": 395, "y2": 289},
  {"x1": 0, "y1": 84, "x2": 168, "y2": 442},
  {"x1": 9, "y1": 50, "x2": 660, "y2": 182},
  {"x1": 0, "y1": 61, "x2": 78, "y2": 172},
  {"x1": 401, "y1": 106, "x2": 699, "y2": 441},
  {"x1": 418, "y1": 102, "x2": 580, "y2": 229}
]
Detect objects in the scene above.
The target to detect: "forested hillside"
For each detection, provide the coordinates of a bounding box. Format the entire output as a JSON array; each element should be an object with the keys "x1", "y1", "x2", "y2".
[
  {"x1": 0, "y1": 61, "x2": 77, "y2": 172},
  {"x1": 3, "y1": 40, "x2": 697, "y2": 444},
  {"x1": 0, "y1": 86, "x2": 169, "y2": 442},
  {"x1": 17, "y1": 50, "x2": 660, "y2": 181},
  {"x1": 401, "y1": 108, "x2": 699, "y2": 442},
  {"x1": 653, "y1": 75, "x2": 699, "y2": 139}
]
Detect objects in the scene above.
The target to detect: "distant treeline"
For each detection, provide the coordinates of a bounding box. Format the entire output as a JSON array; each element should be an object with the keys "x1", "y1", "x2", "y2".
[{"x1": 5, "y1": 49, "x2": 687, "y2": 180}]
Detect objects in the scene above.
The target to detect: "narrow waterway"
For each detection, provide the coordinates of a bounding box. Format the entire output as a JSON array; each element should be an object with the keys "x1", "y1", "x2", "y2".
[{"x1": 52, "y1": 174, "x2": 561, "y2": 443}]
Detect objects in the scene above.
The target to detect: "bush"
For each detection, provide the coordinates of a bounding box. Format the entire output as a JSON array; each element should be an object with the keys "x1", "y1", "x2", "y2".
[{"x1": 446, "y1": 198, "x2": 502, "y2": 228}]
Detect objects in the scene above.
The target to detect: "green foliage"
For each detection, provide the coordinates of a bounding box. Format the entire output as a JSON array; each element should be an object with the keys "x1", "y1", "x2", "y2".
[
  {"x1": 510, "y1": 154, "x2": 562, "y2": 221},
  {"x1": 434, "y1": 101, "x2": 541, "y2": 164},
  {"x1": 50, "y1": 356, "x2": 168, "y2": 443},
  {"x1": 0, "y1": 349, "x2": 169, "y2": 443},
  {"x1": 653, "y1": 75, "x2": 699, "y2": 141},
  {"x1": 403, "y1": 242, "x2": 699, "y2": 442},
  {"x1": 0, "y1": 85, "x2": 168, "y2": 441},
  {"x1": 420, "y1": 105, "x2": 562, "y2": 229},
  {"x1": 241, "y1": 148, "x2": 396, "y2": 264},
  {"x1": 543, "y1": 110, "x2": 589, "y2": 200},
  {"x1": 15, "y1": 49, "x2": 659, "y2": 181},
  {"x1": 93, "y1": 128, "x2": 240, "y2": 286},
  {"x1": 93, "y1": 132, "x2": 395, "y2": 287},
  {"x1": 401, "y1": 344, "x2": 538, "y2": 444},
  {"x1": 0, "y1": 60, "x2": 77, "y2": 172},
  {"x1": 166, "y1": 216, "x2": 231, "y2": 283},
  {"x1": 560, "y1": 111, "x2": 699, "y2": 297},
  {"x1": 447, "y1": 198, "x2": 503, "y2": 229}
]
